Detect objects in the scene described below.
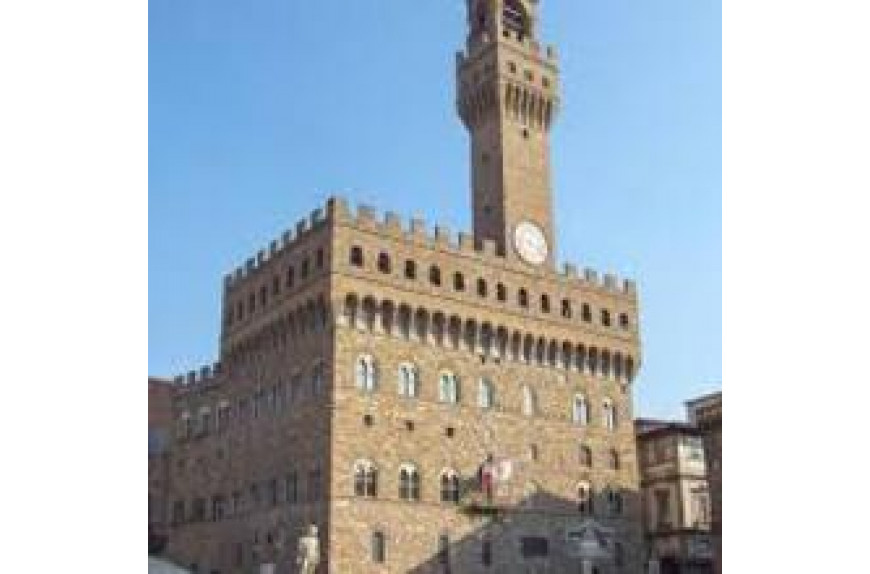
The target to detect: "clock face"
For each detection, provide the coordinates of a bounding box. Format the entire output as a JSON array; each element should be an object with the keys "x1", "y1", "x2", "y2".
[{"x1": 514, "y1": 221, "x2": 548, "y2": 265}]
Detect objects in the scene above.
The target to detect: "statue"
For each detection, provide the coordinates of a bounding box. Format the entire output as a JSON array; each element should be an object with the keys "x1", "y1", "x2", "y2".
[{"x1": 296, "y1": 524, "x2": 320, "y2": 574}]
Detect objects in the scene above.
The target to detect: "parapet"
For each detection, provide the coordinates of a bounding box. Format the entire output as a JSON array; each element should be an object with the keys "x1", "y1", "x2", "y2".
[
  {"x1": 224, "y1": 198, "x2": 334, "y2": 290},
  {"x1": 335, "y1": 197, "x2": 636, "y2": 297},
  {"x1": 172, "y1": 361, "x2": 224, "y2": 394},
  {"x1": 222, "y1": 195, "x2": 636, "y2": 297}
]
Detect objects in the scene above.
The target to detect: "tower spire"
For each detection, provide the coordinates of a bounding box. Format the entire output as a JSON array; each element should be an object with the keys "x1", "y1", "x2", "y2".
[{"x1": 457, "y1": 0, "x2": 560, "y2": 268}]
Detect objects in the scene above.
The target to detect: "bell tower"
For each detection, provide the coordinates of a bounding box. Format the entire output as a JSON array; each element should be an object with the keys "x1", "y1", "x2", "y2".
[{"x1": 457, "y1": 0, "x2": 560, "y2": 267}]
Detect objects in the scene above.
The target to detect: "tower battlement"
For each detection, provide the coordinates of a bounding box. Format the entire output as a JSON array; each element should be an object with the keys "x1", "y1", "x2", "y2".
[
  {"x1": 171, "y1": 361, "x2": 224, "y2": 394},
  {"x1": 332, "y1": 196, "x2": 636, "y2": 297}
]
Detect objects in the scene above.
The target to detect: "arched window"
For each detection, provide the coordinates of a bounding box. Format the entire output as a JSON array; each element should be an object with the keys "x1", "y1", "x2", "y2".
[
  {"x1": 540, "y1": 294, "x2": 550, "y2": 313},
  {"x1": 609, "y1": 449, "x2": 621, "y2": 470},
  {"x1": 429, "y1": 265, "x2": 442, "y2": 286},
  {"x1": 371, "y1": 530, "x2": 386, "y2": 563},
  {"x1": 439, "y1": 372, "x2": 460, "y2": 404},
  {"x1": 399, "y1": 463, "x2": 421, "y2": 501},
  {"x1": 522, "y1": 385, "x2": 537, "y2": 417},
  {"x1": 561, "y1": 299, "x2": 572, "y2": 319},
  {"x1": 377, "y1": 252, "x2": 391, "y2": 274},
  {"x1": 603, "y1": 398, "x2": 617, "y2": 431},
  {"x1": 477, "y1": 278, "x2": 488, "y2": 297},
  {"x1": 497, "y1": 283, "x2": 507, "y2": 302},
  {"x1": 581, "y1": 303, "x2": 592, "y2": 322},
  {"x1": 601, "y1": 309, "x2": 612, "y2": 327},
  {"x1": 440, "y1": 469, "x2": 461, "y2": 504},
  {"x1": 353, "y1": 460, "x2": 378, "y2": 498},
  {"x1": 350, "y1": 246, "x2": 364, "y2": 267},
  {"x1": 577, "y1": 482, "x2": 594, "y2": 515},
  {"x1": 405, "y1": 260, "x2": 417, "y2": 279},
  {"x1": 573, "y1": 394, "x2": 589, "y2": 426},
  {"x1": 502, "y1": 0, "x2": 529, "y2": 38},
  {"x1": 355, "y1": 355, "x2": 378, "y2": 392},
  {"x1": 518, "y1": 288, "x2": 529, "y2": 308},
  {"x1": 478, "y1": 378, "x2": 495, "y2": 409},
  {"x1": 398, "y1": 363, "x2": 419, "y2": 398},
  {"x1": 453, "y1": 272, "x2": 466, "y2": 292}
]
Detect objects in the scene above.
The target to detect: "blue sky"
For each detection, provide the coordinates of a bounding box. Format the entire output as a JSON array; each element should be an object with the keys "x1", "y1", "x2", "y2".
[{"x1": 149, "y1": 0, "x2": 721, "y2": 420}]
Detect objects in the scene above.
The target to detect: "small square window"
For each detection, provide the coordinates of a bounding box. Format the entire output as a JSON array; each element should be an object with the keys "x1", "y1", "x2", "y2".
[
  {"x1": 405, "y1": 420, "x2": 415, "y2": 432},
  {"x1": 363, "y1": 414, "x2": 374, "y2": 427},
  {"x1": 446, "y1": 426, "x2": 455, "y2": 438}
]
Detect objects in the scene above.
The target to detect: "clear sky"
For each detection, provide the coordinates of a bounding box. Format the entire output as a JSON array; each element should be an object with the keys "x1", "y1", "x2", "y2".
[{"x1": 149, "y1": 0, "x2": 721, "y2": 420}]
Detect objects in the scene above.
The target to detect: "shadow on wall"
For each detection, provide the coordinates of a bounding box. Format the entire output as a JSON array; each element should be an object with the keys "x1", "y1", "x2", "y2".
[{"x1": 401, "y1": 487, "x2": 644, "y2": 574}]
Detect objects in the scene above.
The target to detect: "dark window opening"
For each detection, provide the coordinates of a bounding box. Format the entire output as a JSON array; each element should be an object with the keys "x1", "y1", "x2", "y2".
[
  {"x1": 405, "y1": 260, "x2": 417, "y2": 279},
  {"x1": 430, "y1": 266, "x2": 442, "y2": 286},
  {"x1": 581, "y1": 303, "x2": 592, "y2": 322},
  {"x1": 372, "y1": 531, "x2": 386, "y2": 563},
  {"x1": 561, "y1": 299, "x2": 572, "y2": 318},
  {"x1": 497, "y1": 283, "x2": 507, "y2": 302},
  {"x1": 601, "y1": 309, "x2": 612, "y2": 327},
  {"x1": 350, "y1": 246, "x2": 364, "y2": 267},
  {"x1": 518, "y1": 289, "x2": 529, "y2": 308},
  {"x1": 454, "y1": 272, "x2": 466, "y2": 292},
  {"x1": 477, "y1": 278, "x2": 488, "y2": 297},
  {"x1": 378, "y1": 252, "x2": 391, "y2": 274},
  {"x1": 540, "y1": 294, "x2": 550, "y2": 313}
]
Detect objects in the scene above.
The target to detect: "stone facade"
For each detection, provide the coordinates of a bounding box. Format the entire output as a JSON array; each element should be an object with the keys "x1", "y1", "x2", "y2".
[
  {"x1": 159, "y1": 2, "x2": 645, "y2": 573},
  {"x1": 635, "y1": 420, "x2": 713, "y2": 574},
  {"x1": 150, "y1": 377, "x2": 178, "y2": 553}
]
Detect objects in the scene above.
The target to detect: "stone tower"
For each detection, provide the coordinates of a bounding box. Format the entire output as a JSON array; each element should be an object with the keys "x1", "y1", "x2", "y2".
[{"x1": 458, "y1": 0, "x2": 560, "y2": 268}]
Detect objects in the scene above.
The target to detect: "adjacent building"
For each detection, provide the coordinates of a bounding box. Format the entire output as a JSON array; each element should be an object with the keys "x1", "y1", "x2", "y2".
[
  {"x1": 686, "y1": 392, "x2": 721, "y2": 574},
  {"x1": 150, "y1": 377, "x2": 178, "y2": 554},
  {"x1": 635, "y1": 419, "x2": 714, "y2": 574},
  {"x1": 160, "y1": 1, "x2": 646, "y2": 572}
]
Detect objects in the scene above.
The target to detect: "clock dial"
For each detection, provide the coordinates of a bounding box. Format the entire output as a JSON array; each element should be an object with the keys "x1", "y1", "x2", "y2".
[{"x1": 514, "y1": 221, "x2": 548, "y2": 265}]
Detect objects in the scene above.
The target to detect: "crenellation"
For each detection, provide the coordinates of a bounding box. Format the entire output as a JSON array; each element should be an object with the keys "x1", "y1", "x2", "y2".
[
  {"x1": 245, "y1": 257, "x2": 256, "y2": 273},
  {"x1": 434, "y1": 224, "x2": 451, "y2": 249},
  {"x1": 409, "y1": 217, "x2": 427, "y2": 239},
  {"x1": 257, "y1": 249, "x2": 266, "y2": 266},
  {"x1": 604, "y1": 273, "x2": 619, "y2": 292},
  {"x1": 383, "y1": 211, "x2": 403, "y2": 237},
  {"x1": 310, "y1": 207, "x2": 325, "y2": 226},
  {"x1": 458, "y1": 231, "x2": 474, "y2": 252},
  {"x1": 562, "y1": 263, "x2": 579, "y2": 279},
  {"x1": 583, "y1": 268, "x2": 599, "y2": 284},
  {"x1": 295, "y1": 218, "x2": 308, "y2": 236},
  {"x1": 623, "y1": 279, "x2": 637, "y2": 295},
  {"x1": 282, "y1": 229, "x2": 293, "y2": 247},
  {"x1": 326, "y1": 195, "x2": 351, "y2": 222},
  {"x1": 356, "y1": 204, "x2": 377, "y2": 224},
  {"x1": 269, "y1": 240, "x2": 279, "y2": 256}
]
